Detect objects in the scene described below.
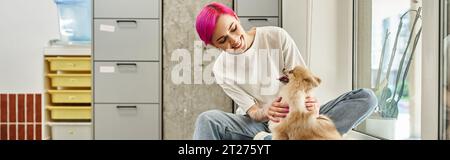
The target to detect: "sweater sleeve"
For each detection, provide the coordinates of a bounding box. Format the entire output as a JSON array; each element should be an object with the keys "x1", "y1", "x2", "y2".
[{"x1": 213, "y1": 60, "x2": 257, "y2": 115}]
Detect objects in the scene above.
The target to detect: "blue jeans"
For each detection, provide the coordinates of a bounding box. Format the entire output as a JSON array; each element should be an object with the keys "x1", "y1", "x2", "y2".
[{"x1": 193, "y1": 89, "x2": 378, "y2": 140}]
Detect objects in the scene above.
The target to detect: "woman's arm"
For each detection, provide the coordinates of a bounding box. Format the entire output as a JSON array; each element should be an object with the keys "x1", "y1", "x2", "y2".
[
  {"x1": 247, "y1": 96, "x2": 320, "y2": 122},
  {"x1": 214, "y1": 60, "x2": 258, "y2": 116},
  {"x1": 246, "y1": 104, "x2": 268, "y2": 122}
]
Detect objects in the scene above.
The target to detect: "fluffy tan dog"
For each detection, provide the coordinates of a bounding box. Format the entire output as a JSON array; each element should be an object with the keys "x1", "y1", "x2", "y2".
[{"x1": 270, "y1": 66, "x2": 341, "y2": 140}]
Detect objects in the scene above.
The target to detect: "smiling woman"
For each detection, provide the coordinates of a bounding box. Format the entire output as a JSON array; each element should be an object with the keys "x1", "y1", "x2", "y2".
[
  {"x1": 193, "y1": 2, "x2": 377, "y2": 140},
  {"x1": 196, "y1": 2, "x2": 254, "y2": 54},
  {"x1": 196, "y1": 2, "x2": 238, "y2": 45},
  {"x1": 210, "y1": 15, "x2": 255, "y2": 54}
]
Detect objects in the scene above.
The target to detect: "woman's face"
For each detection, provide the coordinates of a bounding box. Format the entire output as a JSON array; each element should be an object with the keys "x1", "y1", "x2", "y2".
[{"x1": 211, "y1": 14, "x2": 248, "y2": 54}]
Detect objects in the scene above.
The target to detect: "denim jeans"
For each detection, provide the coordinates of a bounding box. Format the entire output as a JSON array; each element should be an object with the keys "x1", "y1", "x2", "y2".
[{"x1": 193, "y1": 88, "x2": 377, "y2": 140}]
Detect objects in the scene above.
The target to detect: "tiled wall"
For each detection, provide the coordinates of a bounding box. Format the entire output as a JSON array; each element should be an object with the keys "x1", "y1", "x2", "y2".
[{"x1": 0, "y1": 94, "x2": 42, "y2": 140}]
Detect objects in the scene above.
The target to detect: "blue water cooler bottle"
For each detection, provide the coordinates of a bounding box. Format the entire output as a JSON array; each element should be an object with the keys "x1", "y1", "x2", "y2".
[{"x1": 54, "y1": 0, "x2": 92, "y2": 44}]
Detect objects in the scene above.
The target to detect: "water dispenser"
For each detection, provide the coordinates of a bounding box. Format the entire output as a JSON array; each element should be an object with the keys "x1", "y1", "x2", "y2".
[{"x1": 54, "y1": 0, "x2": 92, "y2": 45}]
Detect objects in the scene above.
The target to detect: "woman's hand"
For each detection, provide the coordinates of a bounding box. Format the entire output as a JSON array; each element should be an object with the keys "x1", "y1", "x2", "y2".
[
  {"x1": 266, "y1": 97, "x2": 290, "y2": 123},
  {"x1": 306, "y1": 96, "x2": 320, "y2": 116},
  {"x1": 248, "y1": 96, "x2": 319, "y2": 122}
]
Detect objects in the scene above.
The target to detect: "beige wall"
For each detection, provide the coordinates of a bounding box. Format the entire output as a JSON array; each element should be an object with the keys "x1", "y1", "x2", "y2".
[
  {"x1": 0, "y1": 0, "x2": 59, "y2": 93},
  {"x1": 283, "y1": 0, "x2": 353, "y2": 103}
]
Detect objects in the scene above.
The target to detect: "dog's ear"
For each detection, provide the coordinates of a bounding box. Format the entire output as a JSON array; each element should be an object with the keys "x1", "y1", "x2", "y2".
[
  {"x1": 314, "y1": 76, "x2": 321, "y2": 86},
  {"x1": 315, "y1": 76, "x2": 321, "y2": 84}
]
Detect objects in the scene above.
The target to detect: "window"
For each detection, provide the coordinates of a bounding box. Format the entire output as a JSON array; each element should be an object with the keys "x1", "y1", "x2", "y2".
[{"x1": 354, "y1": 0, "x2": 422, "y2": 139}]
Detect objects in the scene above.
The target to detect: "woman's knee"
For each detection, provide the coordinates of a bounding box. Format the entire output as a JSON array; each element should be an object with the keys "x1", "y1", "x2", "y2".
[
  {"x1": 193, "y1": 110, "x2": 227, "y2": 140},
  {"x1": 195, "y1": 110, "x2": 226, "y2": 127}
]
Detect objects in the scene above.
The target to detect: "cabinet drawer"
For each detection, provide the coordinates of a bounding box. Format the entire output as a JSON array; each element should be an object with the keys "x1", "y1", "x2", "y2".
[
  {"x1": 48, "y1": 74, "x2": 91, "y2": 88},
  {"x1": 94, "y1": 0, "x2": 159, "y2": 18},
  {"x1": 94, "y1": 62, "x2": 160, "y2": 103},
  {"x1": 240, "y1": 18, "x2": 279, "y2": 31},
  {"x1": 94, "y1": 104, "x2": 160, "y2": 140},
  {"x1": 46, "y1": 57, "x2": 91, "y2": 71},
  {"x1": 94, "y1": 19, "x2": 160, "y2": 61},
  {"x1": 48, "y1": 90, "x2": 92, "y2": 104},
  {"x1": 49, "y1": 123, "x2": 92, "y2": 140},
  {"x1": 235, "y1": 0, "x2": 279, "y2": 17},
  {"x1": 47, "y1": 106, "x2": 92, "y2": 120}
]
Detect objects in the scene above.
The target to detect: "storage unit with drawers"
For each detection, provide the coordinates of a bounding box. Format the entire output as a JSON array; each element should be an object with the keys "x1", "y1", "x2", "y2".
[
  {"x1": 93, "y1": 0, "x2": 162, "y2": 140},
  {"x1": 234, "y1": 0, "x2": 282, "y2": 31},
  {"x1": 44, "y1": 45, "x2": 93, "y2": 140}
]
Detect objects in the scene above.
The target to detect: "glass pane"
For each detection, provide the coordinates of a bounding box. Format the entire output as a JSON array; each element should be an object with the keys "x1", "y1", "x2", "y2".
[
  {"x1": 354, "y1": 0, "x2": 422, "y2": 139},
  {"x1": 444, "y1": 0, "x2": 450, "y2": 140}
]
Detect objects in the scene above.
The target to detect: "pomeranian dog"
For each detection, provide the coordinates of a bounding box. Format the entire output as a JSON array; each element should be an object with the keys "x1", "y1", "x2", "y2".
[{"x1": 270, "y1": 66, "x2": 341, "y2": 140}]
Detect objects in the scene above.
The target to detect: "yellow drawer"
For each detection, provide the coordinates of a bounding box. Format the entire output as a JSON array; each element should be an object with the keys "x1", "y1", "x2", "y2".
[
  {"x1": 48, "y1": 74, "x2": 91, "y2": 87},
  {"x1": 47, "y1": 106, "x2": 92, "y2": 120},
  {"x1": 46, "y1": 57, "x2": 91, "y2": 71},
  {"x1": 48, "y1": 90, "x2": 92, "y2": 104}
]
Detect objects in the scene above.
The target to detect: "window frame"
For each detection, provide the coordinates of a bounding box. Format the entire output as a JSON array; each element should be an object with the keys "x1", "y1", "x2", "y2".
[{"x1": 352, "y1": 0, "x2": 441, "y2": 140}]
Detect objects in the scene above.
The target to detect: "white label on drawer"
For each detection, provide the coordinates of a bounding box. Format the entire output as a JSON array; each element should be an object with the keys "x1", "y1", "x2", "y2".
[
  {"x1": 99, "y1": 24, "x2": 115, "y2": 32},
  {"x1": 100, "y1": 66, "x2": 115, "y2": 73}
]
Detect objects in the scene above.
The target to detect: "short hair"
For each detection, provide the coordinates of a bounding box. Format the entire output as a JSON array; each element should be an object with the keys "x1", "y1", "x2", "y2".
[{"x1": 195, "y1": 2, "x2": 238, "y2": 45}]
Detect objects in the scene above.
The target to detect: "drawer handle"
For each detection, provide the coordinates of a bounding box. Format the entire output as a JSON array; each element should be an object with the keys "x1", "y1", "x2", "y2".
[
  {"x1": 117, "y1": 20, "x2": 138, "y2": 28},
  {"x1": 248, "y1": 18, "x2": 269, "y2": 22},
  {"x1": 116, "y1": 20, "x2": 137, "y2": 24},
  {"x1": 117, "y1": 106, "x2": 138, "y2": 109},
  {"x1": 116, "y1": 63, "x2": 137, "y2": 66},
  {"x1": 68, "y1": 96, "x2": 77, "y2": 100}
]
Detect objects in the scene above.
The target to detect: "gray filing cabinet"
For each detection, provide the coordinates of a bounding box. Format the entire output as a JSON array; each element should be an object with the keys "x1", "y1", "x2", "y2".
[
  {"x1": 232, "y1": 0, "x2": 282, "y2": 112},
  {"x1": 234, "y1": 0, "x2": 282, "y2": 31},
  {"x1": 93, "y1": 0, "x2": 161, "y2": 140}
]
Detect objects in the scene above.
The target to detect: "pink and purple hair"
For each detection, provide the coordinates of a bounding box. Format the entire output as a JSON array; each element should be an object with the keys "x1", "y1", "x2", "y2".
[{"x1": 196, "y1": 2, "x2": 238, "y2": 45}]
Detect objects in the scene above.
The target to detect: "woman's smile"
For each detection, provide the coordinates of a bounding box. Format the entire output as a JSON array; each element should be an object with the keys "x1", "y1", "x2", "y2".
[{"x1": 232, "y1": 35, "x2": 245, "y2": 50}]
